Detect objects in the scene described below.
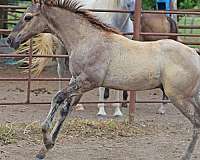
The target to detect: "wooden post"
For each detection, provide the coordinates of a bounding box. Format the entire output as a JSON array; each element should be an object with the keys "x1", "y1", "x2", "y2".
[{"x1": 129, "y1": 0, "x2": 142, "y2": 124}]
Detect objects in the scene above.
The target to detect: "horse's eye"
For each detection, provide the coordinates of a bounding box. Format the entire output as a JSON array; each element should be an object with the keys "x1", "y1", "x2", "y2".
[{"x1": 24, "y1": 15, "x2": 33, "y2": 22}]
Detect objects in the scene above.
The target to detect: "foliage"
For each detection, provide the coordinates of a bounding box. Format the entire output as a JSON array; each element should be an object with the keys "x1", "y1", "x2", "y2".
[
  {"x1": 142, "y1": 0, "x2": 155, "y2": 10},
  {"x1": 142, "y1": 0, "x2": 199, "y2": 10},
  {"x1": 177, "y1": 0, "x2": 199, "y2": 9}
]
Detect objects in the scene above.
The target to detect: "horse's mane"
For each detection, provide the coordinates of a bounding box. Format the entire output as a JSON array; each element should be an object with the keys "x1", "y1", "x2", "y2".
[{"x1": 42, "y1": 0, "x2": 121, "y2": 34}]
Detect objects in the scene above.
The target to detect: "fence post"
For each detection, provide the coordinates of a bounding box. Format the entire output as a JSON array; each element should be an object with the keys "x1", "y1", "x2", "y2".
[
  {"x1": 129, "y1": 0, "x2": 142, "y2": 124},
  {"x1": 26, "y1": 39, "x2": 33, "y2": 104}
]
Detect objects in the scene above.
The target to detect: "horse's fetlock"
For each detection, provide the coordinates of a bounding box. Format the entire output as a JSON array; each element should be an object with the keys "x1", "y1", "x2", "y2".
[
  {"x1": 41, "y1": 122, "x2": 50, "y2": 133},
  {"x1": 45, "y1": 140, "x2": 55, "y2": 150}
]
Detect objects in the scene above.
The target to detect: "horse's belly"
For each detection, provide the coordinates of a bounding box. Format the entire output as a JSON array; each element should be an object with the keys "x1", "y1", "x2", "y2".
[{"x1": 103, "y1": 54, "x2": 161, "y2": 91}]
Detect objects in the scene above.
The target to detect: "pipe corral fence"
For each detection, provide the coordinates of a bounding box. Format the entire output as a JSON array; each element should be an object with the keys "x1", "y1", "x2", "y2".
[{"x1": 0, "y1": 0, "x2": 200, "y2": 122}]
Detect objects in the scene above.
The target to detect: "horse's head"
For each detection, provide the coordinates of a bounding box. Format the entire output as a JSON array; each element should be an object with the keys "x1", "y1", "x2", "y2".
[
  {"x1": 126, "y1": 0, "x2": 135, "y2": 20},
  {"x1": 7, "y1": 0, "x2": 48, "y2": 49}
]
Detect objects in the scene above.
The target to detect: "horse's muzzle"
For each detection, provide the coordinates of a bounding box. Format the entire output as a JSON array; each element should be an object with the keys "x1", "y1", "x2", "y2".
[{"x1": 7, "y1": 36, "x2": 21, "y2": 49}]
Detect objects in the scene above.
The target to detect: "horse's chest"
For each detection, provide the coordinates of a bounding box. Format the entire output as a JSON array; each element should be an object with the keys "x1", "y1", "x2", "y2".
[{"x1": 69, "y1": 53, "x2": 85, "y2": 76}]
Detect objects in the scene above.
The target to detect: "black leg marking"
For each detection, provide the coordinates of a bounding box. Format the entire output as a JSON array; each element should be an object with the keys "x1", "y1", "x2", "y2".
[{"x1": 104, "y1": 88, "x2": 109, "y2": 99}]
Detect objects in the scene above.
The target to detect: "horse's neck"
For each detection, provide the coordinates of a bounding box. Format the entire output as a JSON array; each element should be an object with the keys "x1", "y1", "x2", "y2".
[{"x1": 45, "y1": 7, "x2": 104, "y2": 54}]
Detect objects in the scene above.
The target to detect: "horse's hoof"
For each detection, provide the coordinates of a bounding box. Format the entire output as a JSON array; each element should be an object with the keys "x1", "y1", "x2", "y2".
[
  {"x1": 97, "y1": 114, "x2": 107, "y2": 119},
  {"x1": 113, "y1": 114, "x2": 123, "y2": 118},
  {"x1": 96, "y1": 109, "x2": 107, "y2": 117},
  {"x1": 97, "y1": 114, "x2": 107, "y2": 117},
  {"x1": 36, "y1": 158, "x2": 44, "y2": 160},
  {"x1": 113, "y1": 110, "x2": 123, "y2": 117},
  {"x1": 36, "y1": 154, "x2": 45, "y2": 160}
]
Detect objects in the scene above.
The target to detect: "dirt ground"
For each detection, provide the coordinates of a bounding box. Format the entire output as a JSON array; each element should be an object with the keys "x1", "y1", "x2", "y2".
[{"x1": 0, "y1": 63, "x2": 199, "y2": 160}]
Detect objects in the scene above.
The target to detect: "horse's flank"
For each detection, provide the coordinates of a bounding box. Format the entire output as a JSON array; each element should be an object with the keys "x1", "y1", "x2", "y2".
[{"x1": 103, "y1": 35, "x2": 199, "y2": 93}]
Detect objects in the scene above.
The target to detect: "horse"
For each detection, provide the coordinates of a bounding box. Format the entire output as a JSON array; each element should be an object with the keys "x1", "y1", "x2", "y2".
[
  {"x1": 16, "y1": 0, "x2": 178, "y2": 115},
  {"x1": 7, "y1": 0, "x2": 200, "y2": 160},
  {"x1": 15, "y1": 0, "x2": 135, "y2": 117}
]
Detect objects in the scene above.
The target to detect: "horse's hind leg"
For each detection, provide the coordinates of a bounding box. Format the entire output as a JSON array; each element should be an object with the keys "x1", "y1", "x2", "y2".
[
  {"x1": 182, "y1": 109, "x2": 200, "y2": 160},
  {"x1": 171, "y1": 97, "x2": 200, "y2": 160},
  {"x1": 57, "y1": 58, "x2": 67, "y2": 90},
  {"x1": 157, "y1": 91, "x2": 168, "y2": 114},
  {"x1": 121, "y1": 90, "x2": 128, "y2": 108}
]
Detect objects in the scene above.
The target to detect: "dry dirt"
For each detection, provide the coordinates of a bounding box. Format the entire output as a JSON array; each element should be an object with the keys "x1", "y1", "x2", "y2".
[{"x1": 0, "y1": 63, "x2": 199, "y2": 160}]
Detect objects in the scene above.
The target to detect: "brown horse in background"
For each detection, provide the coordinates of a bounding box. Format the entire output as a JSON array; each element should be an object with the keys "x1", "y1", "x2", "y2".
[{"x1": 140, "y1": 13, "x2": 178, "y2": 41}]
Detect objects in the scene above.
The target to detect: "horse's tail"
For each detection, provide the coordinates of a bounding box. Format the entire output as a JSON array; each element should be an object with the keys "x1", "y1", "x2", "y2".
[
  {"x1": 167, "y1": 16, "x2": 178, "y2": 41},
  {"x1": 16, "y1": 33, "x2": 56, "y2": 77}
]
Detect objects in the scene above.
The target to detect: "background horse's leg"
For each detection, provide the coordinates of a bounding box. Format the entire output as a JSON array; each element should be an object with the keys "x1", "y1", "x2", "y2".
[
  {"x1": 113, "y1": 90, "x2": 123, "y2": 117},
  {"x1": 157, "y1": 92, "x2": 168, "y2": 114},
  {"x1": 97, "y1": 87, "x2": 107, "y2": 117},
  {"x1": 122, "y1": 90, "x2": 128, "y2": 108},
  {"x1": 56, "y1": 43, "x2": 68, "y2": 90},
  {"x1": 157, "y1": 86, "x2": 168, "y2": 114}
]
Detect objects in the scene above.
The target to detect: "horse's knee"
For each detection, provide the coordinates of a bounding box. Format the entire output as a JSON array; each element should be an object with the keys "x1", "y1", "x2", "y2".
[{"x1": 53, "y1": 91, "x2": 66, "y2": 104}]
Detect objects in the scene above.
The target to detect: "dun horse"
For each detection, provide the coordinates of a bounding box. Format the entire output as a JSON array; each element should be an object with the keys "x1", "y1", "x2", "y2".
[
  {"x1": 16, "y1": 0, "x2": 177, "y2": 115},
  {"x1": 8, "y1": 0, "x2": 200, "y2": 160}
]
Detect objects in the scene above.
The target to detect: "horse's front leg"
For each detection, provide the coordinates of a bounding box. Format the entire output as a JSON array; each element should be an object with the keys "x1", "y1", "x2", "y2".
[
  {"x1": 40, "y1": 77, "x2": 76, "y2": 134},
  {"x1": 36, "y1": 75, "x2": 94, "y2": 160}
]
